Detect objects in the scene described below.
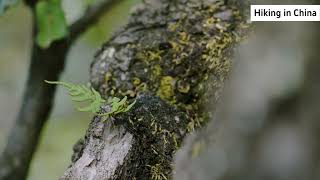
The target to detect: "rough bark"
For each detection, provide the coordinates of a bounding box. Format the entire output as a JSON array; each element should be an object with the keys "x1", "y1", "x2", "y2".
[
  {"x1": 174, "y1": 1, "x2": 320, "y2": 180},
  {"x1": 61, "y1": 0, "x2": 249, "y2": 179}
]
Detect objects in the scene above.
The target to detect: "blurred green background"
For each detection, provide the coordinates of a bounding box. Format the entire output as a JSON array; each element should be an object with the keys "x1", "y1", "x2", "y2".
[{"x1": 0, "y1": 0, "x2": 140, "y2": 179}]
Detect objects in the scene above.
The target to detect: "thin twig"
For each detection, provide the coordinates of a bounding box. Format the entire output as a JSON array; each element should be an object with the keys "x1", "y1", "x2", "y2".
[
  {"x1": 0, "y1": 0, "x2": 123, "y2": 179},
  {"x1": 69, "y1": 0, "x2": 125, "y2": 43}
]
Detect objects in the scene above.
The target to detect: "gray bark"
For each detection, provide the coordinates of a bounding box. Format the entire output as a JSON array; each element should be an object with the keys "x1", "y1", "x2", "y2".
[
  {"x1": 174, "y1": 1, "x2": 320, "y2": 180},
  {"x1": 61, "y1": 95, "x2": 188, "y2": 179},
  {"x1": 61, "y1": 0, "x2": 249, "y2": 179},
  {"x1": 60, "y1": 112, "x2": 133, "y2": 179}
]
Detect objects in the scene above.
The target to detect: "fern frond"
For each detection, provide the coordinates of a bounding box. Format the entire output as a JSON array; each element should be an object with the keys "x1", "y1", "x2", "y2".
[
  {"x1": 45, "y1": 80, "x2": 73, "y2": 89},
  {"x1": 124, "y1": 100, "x2": 136, "y2": 112},
  {"x1": 45, "y1": 80, "x2": 136, "y2": 119},
  {"x1": 45, "y1": 80, "x2": 105, "y2": 113},
  {"x1": 99, "y1": 96, "x2": 136, "y2": 117}
]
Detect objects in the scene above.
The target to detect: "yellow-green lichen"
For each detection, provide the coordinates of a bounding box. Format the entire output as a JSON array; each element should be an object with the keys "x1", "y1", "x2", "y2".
[
  {"x1": 151, "y1": 65, "x2": 162, "y2": 78},
  {"x1": 104, "y1": 72, "x2": 112, "y2": 84},
  {"x1": 177, "y1": 80, "x2": 190, "y2": 94},
  {"x1": 99, "y1": 0, "x2": 249, "y2": 163},
  {"x1": 92, "y1": 1, "x2": 250, "y2": 179},
  {"x1": 157, "y1": 76, "x2": 175, "y2": 102},
  {"x1": 132, "y1": 77, "x2": 141, "y2": 86}
]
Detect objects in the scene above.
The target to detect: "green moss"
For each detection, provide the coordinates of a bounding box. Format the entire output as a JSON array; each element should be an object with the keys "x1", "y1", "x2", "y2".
[
  {"x1": 147, "y1": 164, "x2": 168, "y2": 180},
  {"x1": 93, "y1": 1, "x2": 250, "y2": 178},
  {"x1": 151, "y1": 65, "x2": 162, "y2": 78},
  {"x1": 100, "y1": 0, "x2": 250, "y2": 132},
  {"x1": 104, "y1": 72, "x2": 112, "y2": 84},
  {"x1": 177, "y1": 80, "x2": 190, "y2": 94},
  {"x1": 132, "y1": 77, "x2": 141, "y2": 86},
  {"x1": 114, "y1": 95, "x2": 189, "y2": 179}
]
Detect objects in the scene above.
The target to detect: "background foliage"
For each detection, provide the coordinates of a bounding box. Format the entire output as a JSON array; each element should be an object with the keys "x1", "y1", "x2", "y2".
[{"x1": 0, "y1": 0, "x2": 140, "y2": 179}]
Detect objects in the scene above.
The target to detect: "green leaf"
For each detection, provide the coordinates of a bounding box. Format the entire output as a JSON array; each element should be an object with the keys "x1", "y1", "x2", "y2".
[
  {"x1": 35, "y1": 0, "x2": 68, "y2": 48},
  {"x1": 69, "y1": 85, "x2": 83, "y2": 96},
  {"x1": 77, "y1": 104, "x2": 93, "y2": 112},
  {"x1": 45, "y1": 80, "x2": 136, "y2": 120},
  {"x1": 45, "y1": 80, "x2": 105, "y2": 113},
  {"x1": 108, "y1": 97, "x2": 120, "y2": 103},
  {"x1": 71, "y1": 94, "x2": 91, "y2": 102},
  {"x1": 0, "y1": 0, "x2": 17, "y2": 15},
  {"x1": 124, "y1": 100, "x2": 136, "y2": 112},
  {"x1": 44, "y1": 80, "x2": 72, "y2": 89},
  {"x1": 118, "y1": 96, "x2": 127, "y2": 106}
]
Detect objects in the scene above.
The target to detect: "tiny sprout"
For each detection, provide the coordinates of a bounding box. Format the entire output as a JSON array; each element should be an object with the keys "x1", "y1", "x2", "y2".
[
  {"x1": 45, "y1": 80, "x2": 136, "y2": 119},
  {"x1": 98, "y1": 96, "x2": 136, "y2": 117}
]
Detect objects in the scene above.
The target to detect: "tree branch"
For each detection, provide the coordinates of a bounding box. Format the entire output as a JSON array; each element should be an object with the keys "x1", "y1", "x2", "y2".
[
  {"x1": 69, "y1": 0, "x2": 125, "y2": 43},
  {"x1": 0, "y1": 0, "x2": 123, "y2": 179},
  {"x1": 0, "y1": 37, "x2": 70, "y2": 180},
  {"x1": 60, "y1": 0, "x2": 249, "y2": 179}
]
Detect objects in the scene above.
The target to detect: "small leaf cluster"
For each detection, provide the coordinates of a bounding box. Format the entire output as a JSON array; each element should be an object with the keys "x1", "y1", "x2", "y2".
[
  {"x1": 35, "y1": 0, "x2": 68, "y2": 48},
  {"x1": 0, "y1": 0, "x2": 68, "y2": 48},
  {"x1": 45, "y1": 80, "x2": 105, "y2": 113},
  {"x1": 45, "y1": 80, "x2": 136, "y2": 118},
  {"x1": 99, "y1": 96, "x2": 136, "y2": 117}
]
